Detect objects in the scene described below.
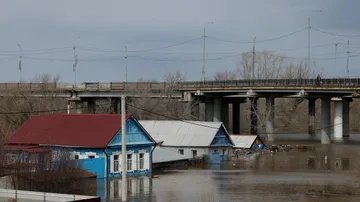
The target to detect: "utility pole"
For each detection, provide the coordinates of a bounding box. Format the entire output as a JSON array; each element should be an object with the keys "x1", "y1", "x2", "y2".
[
  {"x1": 346, "y1": 40, "x2": 350, "y2": 78},
  {"x1": 125, "y1": 46, "x2": 128, "y2": 82},
  {"x1": 202, "y1": 27, "x2": 206, "y2": 82},
  {"x1": 252, "y1": 37, "x2": 256, "y2": 80},
  {"x1": 308, "y1": 9, "x2": 322, "y2": 70},
  {"x1": 121, "y1": 95, "x2": 127, "y2": 201},
  {"x1": 334, "y1": 35, "x2": 338, "y2": 70},
  {"x1": 308, "y1": 17, "x2": 311, "y2": 69},
  {"x1": 73, "y1": 46, "x2": 78, "y2": 88},
  {"x1": 18, "y1": 44, "x2": 22, "y2": 83},
  {"x1": 202, "y1": 21, "x2": 214, "y2": 81}
]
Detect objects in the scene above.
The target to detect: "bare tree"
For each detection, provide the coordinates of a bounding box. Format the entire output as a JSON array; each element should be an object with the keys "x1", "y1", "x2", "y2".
[
  {"x1": 128, "y1": 71, "x2": 199, "y2": 120},
  {"x1": 215, "y1": 51, "x2": 323, "y2": 134},
  {"x1": 8, "y1": 148, "x2": 95, "y2": 195}
]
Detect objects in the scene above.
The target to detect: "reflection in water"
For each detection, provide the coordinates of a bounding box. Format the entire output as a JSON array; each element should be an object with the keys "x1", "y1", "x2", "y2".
[{"x1": 94, "y1": 134, "x2": 360, "y2": 202}]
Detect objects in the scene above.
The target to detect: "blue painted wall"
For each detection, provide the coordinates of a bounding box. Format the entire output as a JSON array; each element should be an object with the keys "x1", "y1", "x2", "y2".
[
  {"x1": 210, "y1": 125, "x2": 234, "y2": 147},
  {"x1": 47, "y1": 117, "x2": 155, "y2": 179},
  {"x1": 108, "y1": 117, "x2": 154, "y2": 146}
]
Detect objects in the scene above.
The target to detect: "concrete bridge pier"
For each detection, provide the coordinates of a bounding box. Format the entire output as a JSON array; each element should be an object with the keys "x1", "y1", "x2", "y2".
[
  {"x1": 232, "y1": 101, "x2": 241, "y2": 134},
  {"x1": 75, "y1": 101, "x2": 83, "y2": 114},
  {"x1": 87, "y1": 99, "x2": 96, "y2": 114},
  {"x1": 308, "y1": 98, "x2": 316, "y2": 137},
  {"x1": 213, "y1": 97, "x2": 222, "y2": 122},
  {"x1": 321, "y1": 98, "x2": 331, "y2": 144},
  {"x1": 250, "y1": 97, "x2": 258, "y2": 135},
  {"x1": 265, "y1": 97, "x2": 275, "y2": 142},
  {"x1": 221, "y1": 101, "x2": 229, "y2": 130},
  {"x1": 333, "y1": 98, "x2": 343, "y2": 142},
  {"x1": 343, "y1": 98, "x2": 351, "y2": 138},
  {"x1": 205, "y1": 101, "x2": 214, "y2": 122}
]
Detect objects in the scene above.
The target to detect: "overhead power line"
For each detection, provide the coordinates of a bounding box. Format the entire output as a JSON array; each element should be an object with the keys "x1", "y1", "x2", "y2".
[
  {"x1": 207, "y1": 27, "x2": 307, "y2": 44},
  {"x1": 312, "y1": 28, "x2": 360, "y2": 38},
  {"x1": 80, "y1": 37, "x2": 203, "y2": 53}
]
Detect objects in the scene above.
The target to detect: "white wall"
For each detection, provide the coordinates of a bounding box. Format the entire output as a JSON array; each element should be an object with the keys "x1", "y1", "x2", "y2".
[
  {"x1": 161, "y1": 147, "x2": 209, "y2": 159},
  {"x1": 0, "y1": 176, "x2": 12, "y2": 189}
]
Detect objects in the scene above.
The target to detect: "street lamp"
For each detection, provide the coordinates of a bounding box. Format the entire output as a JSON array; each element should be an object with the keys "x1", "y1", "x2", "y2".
[
  {"x1": 308, "y1": 9, "x2": 322, "y2": 69},
  {"x1": 73, "y1": 37, "x2": 80, "y2": 88},
  {"x1": 202, "y1": 21, "x2": 214, "y2": 81},
  {"x1": 17, "y1": 44, "x2": 22, "y2": 83}
]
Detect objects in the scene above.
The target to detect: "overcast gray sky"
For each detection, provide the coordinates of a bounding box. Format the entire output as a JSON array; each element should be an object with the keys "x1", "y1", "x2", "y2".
[{"x1": 1, "y1": 0, "x2": 360, "y2": 83}]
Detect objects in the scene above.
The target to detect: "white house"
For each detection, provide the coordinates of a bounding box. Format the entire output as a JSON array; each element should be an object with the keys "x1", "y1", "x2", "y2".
[
  {"x1": 139, "y1": 120, "x2": 234, "y2": 160},
  {"x1": 230, "y1": 135, "x2": 265, "y2": 150}
]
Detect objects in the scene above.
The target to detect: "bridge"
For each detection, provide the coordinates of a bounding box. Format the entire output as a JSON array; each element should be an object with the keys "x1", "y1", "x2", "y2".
[{"x1": 1, "y1": 78, "x2": 359, "y2": 145}]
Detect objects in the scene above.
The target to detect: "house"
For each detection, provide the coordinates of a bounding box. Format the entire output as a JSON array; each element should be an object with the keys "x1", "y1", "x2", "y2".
[
  {"x1": 139, "y1": 120, "x2": 234, "y2": 162},
  {"x1": 5, "y1": 114, "x2": 156, "y2": 179},
  {"x1": 230, "y1": 134, "x2": 265, "y2": 150}
]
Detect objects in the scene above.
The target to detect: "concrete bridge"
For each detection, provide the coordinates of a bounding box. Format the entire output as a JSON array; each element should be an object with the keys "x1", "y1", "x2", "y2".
[{"x1": 1, "y1": 78, "x2": 360, "y2": 144}]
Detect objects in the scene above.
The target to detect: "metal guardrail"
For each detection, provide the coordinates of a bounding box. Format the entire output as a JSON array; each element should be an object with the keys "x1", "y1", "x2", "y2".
[{"x1": 0, "y1": 78, "x2": 359, "y2": 91}]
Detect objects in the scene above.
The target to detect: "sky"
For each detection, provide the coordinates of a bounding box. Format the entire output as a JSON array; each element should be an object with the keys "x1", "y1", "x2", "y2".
[{"x1": 1, "y1": 0, "x2": 360, "y2": 83}]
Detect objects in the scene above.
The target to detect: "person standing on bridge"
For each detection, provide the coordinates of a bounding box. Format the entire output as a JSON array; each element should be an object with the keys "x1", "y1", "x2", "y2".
[{"x1": 316, "y1": 74, "x2": 322, "y2": 85}]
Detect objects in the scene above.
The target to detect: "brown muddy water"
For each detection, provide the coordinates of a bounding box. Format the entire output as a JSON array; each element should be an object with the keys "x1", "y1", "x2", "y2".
[{"x1": 102, "y1": 134, "x2": 360, "y2": 202}]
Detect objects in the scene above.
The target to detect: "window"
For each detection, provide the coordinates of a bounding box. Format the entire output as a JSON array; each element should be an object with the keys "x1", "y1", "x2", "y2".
[
  {"x1": 127, "y1": 154, "x2": 132, "y2": 171},
  {"x1": 222, "y1": 149, "x2": 226, "y2": 155},
  {"x1": 113, "y1": 155, "x2": 119, "y2": 172},
  {"x1": 88, "y1": 155, "x2": 95, "y2": 159},
  {"x1": 179, "y1": 149, "x2": 184, "y2": 155},
  {"x1": 192, "y1": 150, "x2": 197, "y2": 158},
  {"x1": 74, "y1": 155, "x2": 79, "y2": 160},
  {"x1": 139, "y1": 153, "x2": 145, "y2": 170}
]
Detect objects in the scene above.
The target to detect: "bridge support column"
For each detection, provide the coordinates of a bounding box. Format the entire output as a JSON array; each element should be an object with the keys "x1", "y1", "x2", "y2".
[
  {"x1": 232, "y1": 101, "x2": 240, "y2": 134},
  {"x1": 308, "y1": 98, "x2": 316, "y2": 136},
  {"x1": 110, "y1": 98, "x2": 119, "y2": 114},
  {"x1": 221, "y1": 100, "x2": 229, "y2": 130},
  {"x1": 213, "y1": 98, "x2": 221, "y2": 122},
  {"x1": 333, "y1": 98, "x2": 343, "y2": 142},
  {"x1": 265, "y1": 97, "x2": 275, "y2": 142},
  {"x1": 88, "y1": 99, "x2": 96, "y2": 114},
  {"x1": 343, "y1": 98, "x2": 351, "y2": 138},
  {"x1": 250, "y1": 97, "x2": 258, "y2": 135},
  {"x1": 190, "y1": 98, "x2": 200, "y2": 121},
  {"x1": 205, "y1": 101, "x2": 213, "y2": 121},
  {"x1": 321, "y1": 98, "x2": 331, "y2": 144},
  {"x1": 75, "y1": 101, "x2": 83, "y2": 114}
]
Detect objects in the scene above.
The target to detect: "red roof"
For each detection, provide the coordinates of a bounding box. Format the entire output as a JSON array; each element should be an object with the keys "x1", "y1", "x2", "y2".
[
  {"x1": 5, "y1": 144, "x2": 49, "y2": 153},
  {"x1": 7, "y1": 114, "x2": 132, "y2": 148}
]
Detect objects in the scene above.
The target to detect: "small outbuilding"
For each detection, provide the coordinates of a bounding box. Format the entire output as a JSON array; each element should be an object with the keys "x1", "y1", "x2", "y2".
[
  {"x1": 230, "y1": 134, "x2": 265, "y2": 149},
  {"x1": 139, "y1": 120, "x2": 234, "y2": 163}
]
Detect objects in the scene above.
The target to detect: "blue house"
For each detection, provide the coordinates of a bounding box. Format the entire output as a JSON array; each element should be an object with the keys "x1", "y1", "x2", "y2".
[{"x1": 6, "y1": 114, "x2": 156, "y2": 178}]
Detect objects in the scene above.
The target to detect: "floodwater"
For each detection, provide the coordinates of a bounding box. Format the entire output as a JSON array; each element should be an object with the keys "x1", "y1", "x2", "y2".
[{"x1": 99, "y1": 134, "x2": 360, "y2": 202}]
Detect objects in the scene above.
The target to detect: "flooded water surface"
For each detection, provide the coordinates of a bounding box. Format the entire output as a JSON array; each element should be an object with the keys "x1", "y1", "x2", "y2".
[{"x1": 102, "y1": 134, "x2": 360, "y2": 202}]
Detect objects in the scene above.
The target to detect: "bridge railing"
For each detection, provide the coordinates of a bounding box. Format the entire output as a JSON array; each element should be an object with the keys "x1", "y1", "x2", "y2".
[{"x1": 0, "y1": 78, "x2": 359, "y2": 91}]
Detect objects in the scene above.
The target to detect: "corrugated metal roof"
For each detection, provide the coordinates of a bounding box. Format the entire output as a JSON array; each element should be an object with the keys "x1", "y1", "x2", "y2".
[
  {"x1": 7, "y1": 114, "x2": 132, "y2": 148},
  {"x1": 152, "y1": 147, "x2": 190, "y2": 163},
  {"x1": 139, "y1": 120, "x2": 222, "y2": 147},
  {"x1": 230, "y1": 135, "x2": 258, "y2": 149}
]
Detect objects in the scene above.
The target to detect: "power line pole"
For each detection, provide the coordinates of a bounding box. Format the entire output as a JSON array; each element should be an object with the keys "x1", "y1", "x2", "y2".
[
  {"x1": 308, "y1": 17, "x2": 311, "y2": 69},
  {"x1": 202, "y1": 27, "x2": 206, "y2": 81},
  {"x1": 125, "y1": 46, "x2": 128, "y2": 82},
  {"x1": 334, "y1": 42, "x2": 338, "y2": 69},
  {"x1": 73, "y1": 46, "x2": 78, "y2": 89},
  {"x1": 252, "y1": 37, "x2": 256, "y2": 80},
  {"x1": 121, "y1": 95, "x2": 127, "y2": 201},
  {"x1": 346, "y1": 40, "x2": 350, "y2": 78},
  {"x1": 18, "y1": 44, "x2": 22, "y2": 83}
]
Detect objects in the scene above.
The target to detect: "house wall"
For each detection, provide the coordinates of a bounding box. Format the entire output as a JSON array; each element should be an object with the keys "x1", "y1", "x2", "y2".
[
  {"x1": 160, "y1": 146, "x2": 208, "y2": 159},
  {"x1": 106, "y1": 118, "x2": 155, "y2": 178}
]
